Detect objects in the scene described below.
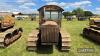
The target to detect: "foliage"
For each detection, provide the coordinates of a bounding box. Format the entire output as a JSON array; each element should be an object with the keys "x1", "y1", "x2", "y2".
[
  {"x1": 84, "y1": 11, "x2": 94, "y2": 17},
  {"x1": 63, "y1": 11, "x2": 73, "y2": 18},
  {"x1": 72, "y1": 8, "x2": 85, "y2": 17},
  {"x1": 63, "y1": 8, "x2": 94, "y2": 18}
]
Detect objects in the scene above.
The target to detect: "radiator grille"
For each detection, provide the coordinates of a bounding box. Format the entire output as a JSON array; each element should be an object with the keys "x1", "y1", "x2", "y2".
[{"x1": 40, "y1": 25, "x2": 59, "y2": 43}]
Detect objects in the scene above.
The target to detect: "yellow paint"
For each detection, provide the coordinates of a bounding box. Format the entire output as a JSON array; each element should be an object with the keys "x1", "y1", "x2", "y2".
[
  {"x1": 1, "y1": 15, "x2": 15, "y2": 27},
  {"x1": 90, "y1": 18, "x2": 100, "y2": 20}
]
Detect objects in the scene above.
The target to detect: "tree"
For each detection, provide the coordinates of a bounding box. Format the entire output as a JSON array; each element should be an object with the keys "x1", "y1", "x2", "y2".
[
  {"x1": 72, "y1": 8, "x2": 85, "y2": 20},
  {"x1": 18, "y1": 12, "x2": 23, "y2": 15},
  {"x1": 63, "y1": 11, "x2": 73, "y2": 18},
  {"x1": 72, "y1": 8, "x2": 84, "y2": 17},
  {"x1": 84, "y1": 11, "x2": 94, "y2": 17}
]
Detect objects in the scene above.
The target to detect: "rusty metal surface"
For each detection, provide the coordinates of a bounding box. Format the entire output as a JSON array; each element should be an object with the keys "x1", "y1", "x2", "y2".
[
  {"x1": 42, "y1": 21, "x2": 58, "y2": 25},
  {"x1": 83, "y1": 27, "x2": 100, "y2": 43},
  {"x1": 0, "y1": 28, "x2": 16, "y2": 38},
  {"x1": 60, "y1": 30, "x2": 71, "y2": 51},
  {"x1": 39, "y1": 19, "x2": 61, "y2": 27},
  {"x1": 0, "y1": 28, "x2": 22, "y2": 48},
  {"x1": 40, "y1": 21, "x2": 59, "y2": 44},
  {"x1": 1, "y1": 15, "x2": 15, "y2": 28},
  {"x1": 27, "y1": 30, "x2": 38, "y2": 51},
  {"x1": 83, "y1": 17, "x2": 100, "y2": 43}
]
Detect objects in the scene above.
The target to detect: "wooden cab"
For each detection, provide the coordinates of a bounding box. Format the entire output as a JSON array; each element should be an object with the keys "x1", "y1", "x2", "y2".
[{"x1": 38, "y1": 5, "x2": 64, "y2": 27}]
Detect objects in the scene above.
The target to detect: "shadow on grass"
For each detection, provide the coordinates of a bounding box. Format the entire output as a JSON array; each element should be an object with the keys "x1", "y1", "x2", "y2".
[
  {"x1": 27, "y1": 44, "x2": 70, "y2": 54},
  {"x1": 35, "y1": 33, "x2": 53, "y2": 54},
  {"x1": 0, "y1": 47, "x2": 5, "y2": 49},
  {"x1": 36, "y1": 45, "x2": 53, "y2": 54}
]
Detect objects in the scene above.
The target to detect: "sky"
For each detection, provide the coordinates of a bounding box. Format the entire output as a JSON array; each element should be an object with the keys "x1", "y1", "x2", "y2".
[{"x1": 0, "y1": 0, "x2": 100, "y2": 14}]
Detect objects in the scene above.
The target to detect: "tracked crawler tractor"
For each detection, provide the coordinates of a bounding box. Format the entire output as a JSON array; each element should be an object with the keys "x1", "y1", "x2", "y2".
[
  {"x1": 0, "y1": 15, "x2": 23, "y2": 48},
  {"x1": 27, "y1": 5, "x2": 71, "y2": 51},
  {"x1": 83, "y1": 17, "x2": 100, "y2": 43}
]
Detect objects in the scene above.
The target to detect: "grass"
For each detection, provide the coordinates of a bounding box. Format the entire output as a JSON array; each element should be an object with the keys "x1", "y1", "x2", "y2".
[{"x1": 0, "y1": 19, "x2": 100, "y2": 56}]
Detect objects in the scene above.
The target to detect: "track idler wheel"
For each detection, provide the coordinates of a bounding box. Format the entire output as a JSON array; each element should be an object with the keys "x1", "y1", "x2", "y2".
[
  {"x1": 19, "y1": 28, "x2": 23, "y2": 32},
  {"x1": 83, "y1": 28, "x2": 89, "y2": 37},
  {"x1": 4, "y1": 33, "x2": 12, "y2": 46}
]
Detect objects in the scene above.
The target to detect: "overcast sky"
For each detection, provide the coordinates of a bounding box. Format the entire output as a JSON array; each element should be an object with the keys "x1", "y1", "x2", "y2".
[{"x1": 0, "y1": 0, "x2": 100, "y2": 14}]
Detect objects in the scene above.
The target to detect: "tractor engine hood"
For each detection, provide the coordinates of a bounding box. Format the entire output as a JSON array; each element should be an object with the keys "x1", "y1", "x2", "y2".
[
  {"x1": 42, "y1": 21, "x2": 58, "y2": 26},
  {"x1": 40, "y1": 21, "x2": 60, "y2": 45}
]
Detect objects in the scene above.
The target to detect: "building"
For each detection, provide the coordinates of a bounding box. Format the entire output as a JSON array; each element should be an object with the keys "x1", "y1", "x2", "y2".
[
  {"x1": 0, "y1": 12, "x2": 13, "y2": 16},
  {"x1": 14, "y1": 12, "x2": 39, "y2": 20}
]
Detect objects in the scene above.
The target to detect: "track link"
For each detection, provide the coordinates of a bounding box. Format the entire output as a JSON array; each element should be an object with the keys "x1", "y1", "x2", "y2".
[
  {"x1": 26, "y1": 30, "x2": 38, "y2": 51},
  {"x1": 60, "y1": 30, "x2": 71, "y2": 51},
  {"x1": 83, "y1": 27, "x2": 100, "y2": 43},
  {"x1": 0, "y1": 28, "x2": 22, "y2": 48}
]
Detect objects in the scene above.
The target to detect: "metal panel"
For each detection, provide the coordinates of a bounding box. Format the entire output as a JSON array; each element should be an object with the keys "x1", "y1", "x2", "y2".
[{"x1": 40, "y1": 25, "x2": 59, "y2": 44}]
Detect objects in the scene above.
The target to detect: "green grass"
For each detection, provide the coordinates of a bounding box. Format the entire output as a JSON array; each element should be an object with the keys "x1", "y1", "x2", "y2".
[{"x1": 0, "y1": 19, "x2": 100, "y2": 56}]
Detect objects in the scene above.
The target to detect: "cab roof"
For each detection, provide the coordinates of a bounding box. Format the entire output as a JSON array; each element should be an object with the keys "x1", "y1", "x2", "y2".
[{"x1": 38, "y1": 5, "x2": 64, "y2": 11}]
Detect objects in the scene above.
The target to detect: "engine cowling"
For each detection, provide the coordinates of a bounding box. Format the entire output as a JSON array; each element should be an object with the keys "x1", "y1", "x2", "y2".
[{"x1": 40, "y1": 21, "x2": 60, "y2": 45}]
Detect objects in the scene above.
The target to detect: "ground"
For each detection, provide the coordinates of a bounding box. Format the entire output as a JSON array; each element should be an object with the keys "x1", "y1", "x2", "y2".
[{"x1": 0, "y1": 19, "x2": 100, "y2": 56}]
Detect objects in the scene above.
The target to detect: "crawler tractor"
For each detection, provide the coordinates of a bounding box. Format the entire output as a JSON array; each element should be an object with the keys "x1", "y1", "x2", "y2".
[
  {"x1": 27, "y1": 5, "x2": 71, "y2": 51},
  {"x1": 83, "y1": 17, "x2": 100, "y2": 43},
  {"x1": 0, "y1": 15, "x2": 23, "y2": 48}
]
